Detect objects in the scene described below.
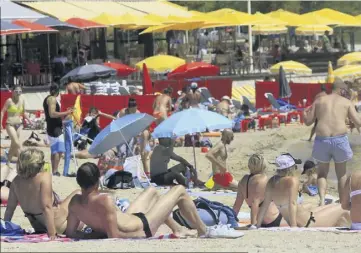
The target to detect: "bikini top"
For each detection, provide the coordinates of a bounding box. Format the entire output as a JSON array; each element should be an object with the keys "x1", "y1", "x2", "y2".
[
  {"x1": 350, "y1": 175, "x2": 361, "y2": 198},
  {"x1": 7, "y1": 103, "x2": 24, "y2": 114}
]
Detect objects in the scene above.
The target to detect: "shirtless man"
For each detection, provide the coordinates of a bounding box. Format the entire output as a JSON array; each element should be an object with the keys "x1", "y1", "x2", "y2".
[
  {"x1": 206, "y1": 129, "x2": 238, "y2": 190},
  {"x1": 66, "y1": 78, "x2": 86, "y2": 94},
  {"x1": 152, "y1": 88, "x2": 172, "y2": 125},
  {"x1": 65, "y1": 162, "x2": 243, "y2": 239},
  {"x1": 216, "y1": 96, "x2": 233, "y2": 119},
  {"x1": 187, "y1": 82, "x2": 201, "y2": 108},
  {"x1": 150, "y1": 138, "x2": 200, "y2": 186},
  {"x1": 308, "y1": 86, "x2": 328, "y2": 141},
  {"x1": 303, "y1": 77, "x2": 361, "y2": 206}
]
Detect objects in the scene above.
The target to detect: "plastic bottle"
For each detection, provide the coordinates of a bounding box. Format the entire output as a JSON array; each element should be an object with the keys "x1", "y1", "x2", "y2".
[
  {"x1": 133, "y1": 176, "x2": 142, "y2": 189},
  {"x1": 185, "y1": 169, "x2": 191, "y2": 188}
]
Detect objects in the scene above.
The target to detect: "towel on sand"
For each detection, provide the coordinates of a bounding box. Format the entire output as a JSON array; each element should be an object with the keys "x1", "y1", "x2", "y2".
[
  {"x1": 259, "y1": 227, "x2": 361, "y2": 233},
  {"x1": 0, "y1": 233, "x2": 179, "y2": 243}
]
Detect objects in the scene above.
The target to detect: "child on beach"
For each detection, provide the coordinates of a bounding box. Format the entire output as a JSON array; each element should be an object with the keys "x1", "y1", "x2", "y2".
[{"x1": 301, "y1": 160, "x2": 319, "y2": 196}]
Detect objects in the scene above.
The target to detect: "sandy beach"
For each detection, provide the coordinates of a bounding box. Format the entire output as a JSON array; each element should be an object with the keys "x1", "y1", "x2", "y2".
[{"x1": 1, "y1": 124, "x2": 360, "y2": 253}]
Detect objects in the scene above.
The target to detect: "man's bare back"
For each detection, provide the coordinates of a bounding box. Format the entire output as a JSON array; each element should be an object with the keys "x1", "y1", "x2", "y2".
[
  {"x1": 208, "y1": 142, "x2": 227, "y2": 174},
  {"x1": 67, "y1": 82, "x2": 85, "y2": 94},
  {"x1": 153, "y1": 93, "x2": 172, "y2": 124},
  {"x1": 313, "y1": 94, "x2": 353, "y2": 137},
  {"x1": 187, "y1": 91, "x2": 201, "y2": 108}
]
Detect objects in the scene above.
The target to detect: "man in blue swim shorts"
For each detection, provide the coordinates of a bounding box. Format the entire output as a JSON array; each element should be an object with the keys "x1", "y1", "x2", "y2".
[{"x1": 303, "y1": 77, "x2": 361, "y2": 206}]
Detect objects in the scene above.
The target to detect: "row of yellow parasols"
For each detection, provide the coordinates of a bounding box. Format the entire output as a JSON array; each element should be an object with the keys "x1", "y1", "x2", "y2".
[{"x1": 89, "y1": 8, "x2": 361, "y2": 36}]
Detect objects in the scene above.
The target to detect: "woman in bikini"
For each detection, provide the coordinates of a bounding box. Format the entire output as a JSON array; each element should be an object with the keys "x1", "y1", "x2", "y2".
[
  {"x1": 233, "y1": 154, "x2": 287, "y2": 228},
  {"x1": 0, "y1": 86, "x2": 31, "y2": 167},
  {"x1": 256, "y1": 154, "x2": 350, "y2": 228},
  {"x1": 341, "y1": 170, "x2": 361, "y2": 230},
  {"x1": 4, "y1": 148, "x2": 81, "y2": 239}
]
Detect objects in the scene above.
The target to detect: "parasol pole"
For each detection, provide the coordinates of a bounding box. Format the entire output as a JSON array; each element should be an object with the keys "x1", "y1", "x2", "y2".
[
  {"x1": 119, "y1": 131, "x2": 151, "y2": 187},
  {"x1": 247, "y1": 0, "x2": 253, "y2": 73},
  {"x1": 47, "y1": 34, "x2": 51, "y2": 84}
]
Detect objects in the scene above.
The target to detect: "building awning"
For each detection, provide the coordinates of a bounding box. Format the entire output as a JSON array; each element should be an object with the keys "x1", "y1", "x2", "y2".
[{"x1": 0, "y1": 0, "x2": 46, "y2": 21}]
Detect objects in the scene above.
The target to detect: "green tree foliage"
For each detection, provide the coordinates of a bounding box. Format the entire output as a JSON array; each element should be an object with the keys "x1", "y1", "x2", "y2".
[{"x1": 172, "y1": 1, "x2": 361, "y2": 15}]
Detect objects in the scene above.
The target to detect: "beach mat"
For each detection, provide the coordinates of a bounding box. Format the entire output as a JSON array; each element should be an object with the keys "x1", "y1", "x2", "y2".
[
  {"x1": 259, "y1": 227, "x2": 361, "y2": 233},
  {"x1": 0, "y1": 233, "x2": 179, "y2": 243}
]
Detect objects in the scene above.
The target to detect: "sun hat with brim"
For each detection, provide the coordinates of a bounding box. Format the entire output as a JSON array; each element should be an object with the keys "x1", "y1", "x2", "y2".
[
  {"x1": 302, "y1": 160, "x2": 316, "y2": 174},
  {"x1": 275, "y1": 155, "x2": 297, "y2": 170}
]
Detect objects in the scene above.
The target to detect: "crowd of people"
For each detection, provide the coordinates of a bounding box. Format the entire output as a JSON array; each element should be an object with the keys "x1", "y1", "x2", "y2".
[{"x1": 0, "y1": 75, "x2": 360, "y2": 241}]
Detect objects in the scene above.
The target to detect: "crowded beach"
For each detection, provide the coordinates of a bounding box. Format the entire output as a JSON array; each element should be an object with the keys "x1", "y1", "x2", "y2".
[{"x1": 1, "y1": 1, "x2": 361, "y2": 252}]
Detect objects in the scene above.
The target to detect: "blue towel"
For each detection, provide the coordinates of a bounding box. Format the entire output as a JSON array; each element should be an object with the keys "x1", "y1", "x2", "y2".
[
  {"x1": 276, "y1": 99, "x2": 297, "y2": 110},
  {"x1": 0, "y1": 219, "x2": 24, "y2": 236},
  {"x1": 307, "y1": 185, "x2": 318, "y2": 196}
]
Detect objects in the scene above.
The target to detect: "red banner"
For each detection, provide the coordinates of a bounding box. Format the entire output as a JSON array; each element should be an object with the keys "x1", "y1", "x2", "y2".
[
  {"x1": 1, "y1": 92, "x2": 12, "y2": 128},
  {"x1": 255, "y1": 81, "x2": 333, "y2": 108},
  {"x1": 153, "y1": 78, "x2": 232, "y2": 100},
  {"x1": 61, "y1": 94, "x2": 156, "y2": 129}
]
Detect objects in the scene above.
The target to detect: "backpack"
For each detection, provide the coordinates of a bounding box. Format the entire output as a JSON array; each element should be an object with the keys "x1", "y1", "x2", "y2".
[
  {"x1": 103, "y1": 169, "x2": 134, "y2": 189},
  {"x1": 173, "y1": 197, "x2": 239, "y2": 228}
]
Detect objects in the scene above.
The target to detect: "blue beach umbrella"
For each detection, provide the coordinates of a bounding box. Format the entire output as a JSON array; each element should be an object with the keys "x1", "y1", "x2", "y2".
[
  {"x1": 60, "y1": 64, "x2": 117, "y2": 85},
  {"x1": 89, "y1": 113, "x2": 154, "y2": 155},
  {"x1": 152, "y1": 108, "x2": 232, "y2": 138}
]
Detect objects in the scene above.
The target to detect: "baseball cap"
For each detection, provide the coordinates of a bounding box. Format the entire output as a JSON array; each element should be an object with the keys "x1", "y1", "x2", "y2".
[
  {"x1": 190, "y1": 82, "x2": 198, "y2": 89},
  {"x1": 302, "y1": 160, "x2": 316, "y2": 174},
  {"x1": 221, "y1": 96, "x2": 232, "y2": 103},
  {"x1": 275, "y1": 155, "x2": 296, "y2": 170},
  {"x1": 281, "y1": 153, "x2": 302, "y2": 164}
]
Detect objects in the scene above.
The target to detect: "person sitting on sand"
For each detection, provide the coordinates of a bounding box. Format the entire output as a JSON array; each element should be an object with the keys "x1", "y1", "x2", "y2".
[
  {"x1": 152, "y1": 88, "x2": 173, "y2": 125},
  {"x1": 65, "y1": 162, "x2": 244, "y2": 239},
  {"x1": 256, "y1": 154, "x2": 350, "y2": 228},
  {"x1": 4, "y1": 148, "x2": 81, "y2": 239},
  {"x1": 186, "y1": 82, "x2": 201, "y2": 108},
  {"x1": 216, "y1": 96, "x2": 233, "y2": 119},
  {"x1": 206, "y1": 129, "x2": 238, "y2": 190},
  {"x1": 0, "y1": 164, "x2": 17, "y2": 205},
  {"x1": 301, "y1": 160, "x2": 319, "y2": 196},
  {"x1": 150, "y1": 138, "x2": 200, "y2": 186},
  {"x1": 303, "y1": 77, "x2": 361, "y2": 206},
  {"x1": 233, "y1": 154, "x2": 287, "y2": 228},
  {"x1": 341, "y1": 170, "x2": 361, "y2": 230}
]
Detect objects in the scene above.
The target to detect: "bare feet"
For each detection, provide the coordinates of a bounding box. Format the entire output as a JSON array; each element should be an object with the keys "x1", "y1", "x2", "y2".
[{"x1": 173, "y1": 227, "x2": 198, "y2": 238}]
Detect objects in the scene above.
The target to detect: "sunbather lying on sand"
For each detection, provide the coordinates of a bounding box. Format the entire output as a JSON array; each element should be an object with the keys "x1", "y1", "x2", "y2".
[
  {"x1": 256, "y1": 154, "x2": 350, "y2": 228},
  {"x1": 206, "y1": 129, "x2": 238, "y2": 190},
  {"x1": 4, "y1": 148, "x2": 81, "y2": 239},
  {"x1": 65, "y1": 162, "x2": 244, "y2": 239},
  {"x1": 233, "y1": 154, "x2": 287, "y2": 228},
  {"x1": 341, "y1": 170, "x2": 361, "y2": 230}
]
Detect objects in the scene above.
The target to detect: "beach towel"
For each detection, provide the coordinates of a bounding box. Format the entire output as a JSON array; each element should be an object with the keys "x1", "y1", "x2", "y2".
[
  {"x1": 0, "y1": 220, "x2": 24, "y2": 237},
  {"x1": 259, "y1": 227, "x2": 361, "y2": 234},
  {"x1": 0, "y1": 233, "x2": 179, "y2": 243}
]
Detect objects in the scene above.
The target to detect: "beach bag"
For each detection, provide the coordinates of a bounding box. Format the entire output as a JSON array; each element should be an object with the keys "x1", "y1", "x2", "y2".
[
  {"x1": 103, "y1": 169, "x2": 134, "y2": 189},
  {"x1": 0, "y1": 219, "x2": 24, "y2": 236},
  {"x1": 173, "y1": 197, "x2": 239, "y2": 229}
]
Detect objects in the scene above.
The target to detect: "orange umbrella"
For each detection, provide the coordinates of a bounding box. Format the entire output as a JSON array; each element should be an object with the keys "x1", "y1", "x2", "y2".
[
  {"x1": 168, "y1": 62, "x2": 220, "y2": 80},
  {"x1": 12, "y1": 20, "x2": 58, "y2": 33},
  {"x1": 103, "y1": 62, "x2": 136, "y2": 77},
  {"x1": 65, "y1": 18, "x2": 106, "y2": 29}
]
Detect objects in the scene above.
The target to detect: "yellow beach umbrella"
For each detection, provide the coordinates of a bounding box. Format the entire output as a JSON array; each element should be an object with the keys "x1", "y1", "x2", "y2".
[
  {"x1": 91, "y1": 13, "x2": 123, "y2": 26},
  {"x1": 270, "y1": 61, "x2": 312, "y2": 75},
  {"x1": 357, "y1": 14, "x2": 361, "y2": 21},
  {"x1": 326, "y1": 61, "x2": 335, "y2": 83},
  {"x1": 115, "y1": 13, "x2": 161, "y2": 29},
  {"x1": 266, "y1": 9, "x2": 302, "y2": 25},
  {"x1": 309, "y1": 8, "x2": 360, "y2": 26},
  {"x1": 337, "y1": 52, "x2": 361, "y2": 66},
  {"x1": 135, "y1": 55, "x2": 185, "y2": 72},
  {"x1": 295, "y1": 25, "x2": 333, "y2": 36},
  {"x1": 333, "y1": 65, "x2": 361, "y2": 81},
  {"x1": 252, "y1": 12, "x2": 286, "y2": 25},
  {"x1": 252, "y1": 24, "x2": 288, "y2": 35},
  {"x1": 204, "y1": 8, "x2": 259, "y2": 27},
  {"x1": 298, "y1": 12, "x2": 335, "y2": 26}
]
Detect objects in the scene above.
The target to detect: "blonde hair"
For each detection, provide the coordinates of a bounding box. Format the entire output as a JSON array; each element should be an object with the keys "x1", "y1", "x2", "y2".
[
  {"x1": 248, "y1": 154, "x2": 266, "y2": 174},
  {"x1": 276, "y1": 165, "x2": 297, "y2": 177},
  {"x1": 17, "y1": 148, "x2": 45, "y2": 179}
]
